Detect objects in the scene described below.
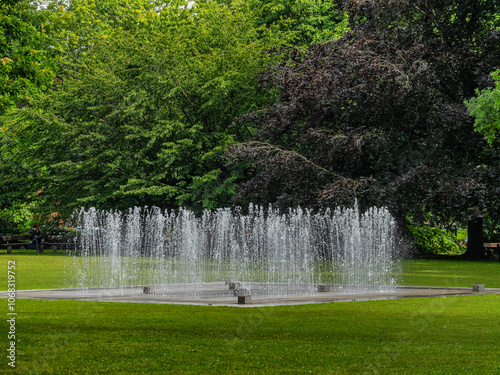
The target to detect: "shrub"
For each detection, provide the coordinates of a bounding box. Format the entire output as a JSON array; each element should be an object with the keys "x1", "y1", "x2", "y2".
[{"x1": 407, "y1": 224, "x2": 462, "y2": 255}]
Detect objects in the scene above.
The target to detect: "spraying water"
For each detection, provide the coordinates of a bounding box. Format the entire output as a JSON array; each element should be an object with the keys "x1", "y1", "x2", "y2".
[{"x1": 73, "y1": 204, "x2": 399, "y2": 300}]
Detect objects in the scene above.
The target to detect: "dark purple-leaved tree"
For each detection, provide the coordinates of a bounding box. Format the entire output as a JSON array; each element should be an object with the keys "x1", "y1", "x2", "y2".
[{"x1": 227, "y1": 0, "x2": 500, "y2": 258}]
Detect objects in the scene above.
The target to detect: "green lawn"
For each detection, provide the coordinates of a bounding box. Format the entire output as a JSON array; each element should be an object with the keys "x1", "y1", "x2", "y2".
[
  {"x1": 0, "y1": 251, "x2": 498, "y2": 290},
  {"x1": 7, "y1": 296, "x2": 500, "y2": 374},
  {"x1": 0, "y1": 251, "x2": 72, "y2": 290},
  {"x1": 1, "y1": 252, "x2": 499, "y2": 374},
  {"x1": 397, "y1": 258, "x2": 500, "y2": 288}
]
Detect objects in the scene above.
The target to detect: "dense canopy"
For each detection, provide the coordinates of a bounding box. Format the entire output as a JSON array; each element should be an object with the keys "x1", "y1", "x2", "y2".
[{"x1": 2, "y1": 0, "x2": 500, "y2": 257}]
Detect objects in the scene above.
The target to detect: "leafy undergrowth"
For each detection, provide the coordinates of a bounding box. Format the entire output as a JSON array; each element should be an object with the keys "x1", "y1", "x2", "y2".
[{"x1": 407, "y1": 224, "x2": 465, "y2": 255}]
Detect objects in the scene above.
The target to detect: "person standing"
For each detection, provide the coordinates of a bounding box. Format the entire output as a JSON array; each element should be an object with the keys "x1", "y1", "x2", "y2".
[{"x1": 29, "y1": 224, "x2": 43, "y2": 253}]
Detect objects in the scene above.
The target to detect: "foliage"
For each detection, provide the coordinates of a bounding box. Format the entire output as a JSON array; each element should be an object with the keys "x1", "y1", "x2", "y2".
[
  {"x1": 2, "y1": 0, "x2": 500, "y2": 257},
  {"x1": 226, "y1": 0, "x2": 500, "y2": 228},
  {"x1": 467, "y1": 70, "x2": 500, "y2": 144},
  {"x1": 39, "y1": 0, "x2": 164, "y2": 72},
  {"x1": 0, "y1": 0, "x2": 55, "y2": 115},
  {"x1": 0, "y1": 201, "x2": 36, "y2": 234},
  {"x1": 247, "y1": 0, "x2": 349, "y2": 45},
  {"x1": 407, "y1": 223, "x2": 462, "y2": 255},
  {"x1": 0, "y1": 0, "x2": 57, "y2": 231},
  {"x1": 482, "y1": 214, "x2": 500, "y2": 242},
  {"x1": 0, "y1": 123, "x2": 49, "y2": 234},
  {"x1": 5, "y1": 0, "x2": 290, "y2": 215}
]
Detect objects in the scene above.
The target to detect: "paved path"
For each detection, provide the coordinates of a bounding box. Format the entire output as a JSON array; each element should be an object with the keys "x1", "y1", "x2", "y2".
[{"x1": 1, "y1": 285, "x2": 499, "y2": 307}]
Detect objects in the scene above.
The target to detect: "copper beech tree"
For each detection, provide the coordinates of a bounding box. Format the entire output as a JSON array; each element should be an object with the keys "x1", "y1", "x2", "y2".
[{"x1": 226, "y1": 0, "x2": 500, "y2": 258}]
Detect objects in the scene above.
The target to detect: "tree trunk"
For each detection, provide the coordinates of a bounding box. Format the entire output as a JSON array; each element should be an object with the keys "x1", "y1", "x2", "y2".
[{"x1": 464, "y1": 217, "x2": 484, "y2": 259}]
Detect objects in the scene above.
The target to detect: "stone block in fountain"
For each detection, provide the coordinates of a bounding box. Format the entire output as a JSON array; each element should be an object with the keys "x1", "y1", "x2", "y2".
[
  {"x1": 237, "y1": 288, "x2": 251, "y2": 304},
  {"x1": 317, "y1": 284, "x2": 331, "y2": 292},
  {"x1": 472, "y1": 284, "x2": 485, "y2": 292},
  {"x1": 143, "y1": 286, "x2": 155, "y2": 294}
]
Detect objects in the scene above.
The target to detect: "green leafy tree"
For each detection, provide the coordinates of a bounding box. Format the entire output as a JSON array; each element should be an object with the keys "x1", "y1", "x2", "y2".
[
  {"x1": 5, "y1": 0, "x2": 289, "y2": 215},
  {"x1": 0, "y1": 0, "x2": 58, "y2": 232},
  {"x1": 247, "y1": 0, "x2": 349, "y2": 45},
  {"x1": 0, "y1": 124, "x2": 46, "y2": 234},
  {"x1": 467, "y1": 70, "x2": 500, "y2": 144},
  {"x1": 40, "y1": 0, "x2": 163, "y2": 72},
  {"x1": 0, "y1": 0, "x2": 54, "y2": 115},
  {"x1": 0, "y1": 201, "x2": 38, "y2": 235}
]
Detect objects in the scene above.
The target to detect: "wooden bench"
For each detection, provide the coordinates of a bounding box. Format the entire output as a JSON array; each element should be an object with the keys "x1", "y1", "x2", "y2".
[
  {"x1": 1, "y1": 235, "x2": 76, "y2": 254},
  {"x1": 483, "y1": 243, "x2": 500, "y2": 261},
  {"x1": 1, "y1": 235, "x2": 38, "y2": 253},
  {"x1": 44, "y1": 234, "x2": 77, "y2": 252}
]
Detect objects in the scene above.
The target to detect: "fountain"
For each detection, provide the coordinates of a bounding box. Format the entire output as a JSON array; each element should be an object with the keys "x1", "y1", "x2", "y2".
[{"x1": 72, "y1": 204, "x2": 399, "y2": 301}]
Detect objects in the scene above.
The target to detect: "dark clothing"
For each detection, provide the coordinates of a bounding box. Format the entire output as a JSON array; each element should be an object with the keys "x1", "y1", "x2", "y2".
[
  {"x1": 29, "y1": 228, "x2": 42, "y2": 252},
  {"x1": 29, "y1": 228, "x2": 41, "y2": 240}
]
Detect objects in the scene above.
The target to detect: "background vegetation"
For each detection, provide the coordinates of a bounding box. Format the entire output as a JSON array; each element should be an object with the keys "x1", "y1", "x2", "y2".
[
  {"x1": 2, "y1": 0, "x2": 500, "y2": 256},
  {"x1": 2, "y1": 5, "x2": 499, "y2": 373}
]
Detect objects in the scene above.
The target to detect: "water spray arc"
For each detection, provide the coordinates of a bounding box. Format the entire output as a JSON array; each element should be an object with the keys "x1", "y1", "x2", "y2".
[{"x1": 74, "y1": 204, "x2": 399, "y2": 300}]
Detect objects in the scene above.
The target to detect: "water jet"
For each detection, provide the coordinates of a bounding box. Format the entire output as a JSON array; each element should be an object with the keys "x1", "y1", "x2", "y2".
[{"x1": 73, "y1": 204, "x2": 399, "y2": 301}]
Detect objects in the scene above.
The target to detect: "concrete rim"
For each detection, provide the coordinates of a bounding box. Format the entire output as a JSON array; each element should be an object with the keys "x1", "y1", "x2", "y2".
[{"x1": 1, "y1": 285, "x2": 499, "y2": 307}]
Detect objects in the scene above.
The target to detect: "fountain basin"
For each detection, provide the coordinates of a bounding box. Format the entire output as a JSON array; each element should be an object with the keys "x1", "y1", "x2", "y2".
[{"x1": 73, "y1": 204, "x2": 399, "y2": 298}]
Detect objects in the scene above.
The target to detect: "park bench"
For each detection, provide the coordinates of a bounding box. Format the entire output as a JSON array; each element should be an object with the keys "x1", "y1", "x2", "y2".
[
  {"x1": 483, "y1": 243, "x2": 500, "y2": 261},
  {"x1": 1, "y1": 235, "x2": 41, "y2": 253},
  {"x1": 1, "y1": 234, "x2": 76, "y2": 254}
]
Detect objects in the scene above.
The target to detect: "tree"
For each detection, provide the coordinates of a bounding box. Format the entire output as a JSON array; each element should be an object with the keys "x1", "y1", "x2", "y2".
[
  {"x1": 39, "y1": 0, "x2": 165, "y2": 72},
  {"x1": 466, "y1": 70, "x2": 500, "y2": 255},
  {"x1": 0, "y1": 124, "x2": 46, "y2": 234},
  {"x1": 0, "y1": 0, "x2": 56, "y2": 233},
  {"x1": 226, "y1": 0, "x2": 500, "y2": 258},
  {"x1": 0, "y1": 0, "x2": 54, "y2": 115},
  {"x1": 247, "y1": 0, "x2": 349, "y2": 45},
  {"x1": 467, "y1": 70, "x2": 500, "y2": 144},
  {"x1": 4, "y1": 0, "x2": 290, "y2": 216}
]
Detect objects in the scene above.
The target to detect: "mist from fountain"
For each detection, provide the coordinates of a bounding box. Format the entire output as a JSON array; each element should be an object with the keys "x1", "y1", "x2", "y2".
[{"x1": 73, "y1": 204, "x2": 399, "y2": 300}]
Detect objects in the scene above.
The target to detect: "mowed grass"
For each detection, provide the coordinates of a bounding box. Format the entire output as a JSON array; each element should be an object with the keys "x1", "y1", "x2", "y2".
[
  {"x1": 8, "y1": 296, "x2": 500, "y2": 374},
  {"x1": 1, "y1": 251, "x2": 499, "y2": 374},
  {"x1": 399, "y1": 259, "x2": 500, "y2": 288},
  {"x1": 0, "y1": 251, "x2": 72, "y2": 290},
  {"x1": 0, "y1": 250, "x2": 499, "y2": 290}
]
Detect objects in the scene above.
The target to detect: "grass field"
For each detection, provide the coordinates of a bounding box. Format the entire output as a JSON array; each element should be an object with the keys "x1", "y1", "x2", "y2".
[
  {"x1": 1, "y1": 252, "x2": 499, "y2": 374},
  {"x1": 396, "y1": 258, "x2": 500, "y2": 288},
  {"x1": 0, "y1": 251, "x2": 499, "y2": 290},
  {"x1": 9, "y1": 296, "x2": 500, "y2": 374}
]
